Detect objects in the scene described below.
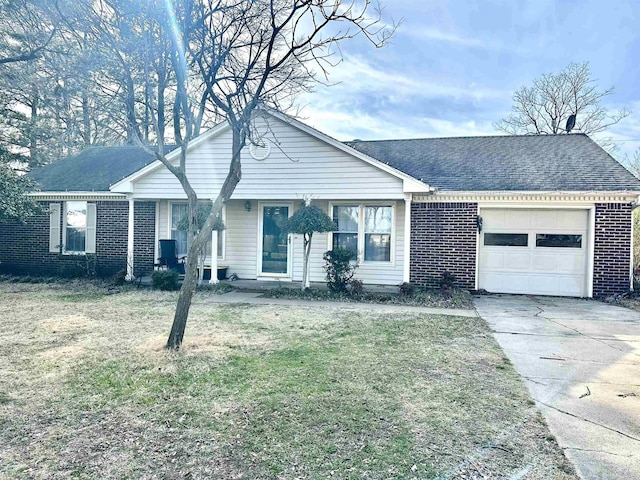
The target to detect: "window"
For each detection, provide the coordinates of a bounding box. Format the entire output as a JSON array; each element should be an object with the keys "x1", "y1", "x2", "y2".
[
  {"x1": 484, "y1": 233, "x2": 528, "y2": 247},
  {"x1": 65, "y1": 201, "x2": 87, "y2": 253},
  {"x1": 171, "y1": 203, "x2": 189, "y2": 257},
  {"x1": 332, "y1": 205, "x2": 359, "y2": 259},
  {"x1": 49, "y1": 202, "x2": 96, "y2": 254},
  {"x1": 170, "y1": 203, "x2": 224, "y2": 259},
  {"x1": 364, "y1": 206, "x2": 392, "y2": 261},
  {"x1": 331, "y1": 203, "x2": 394, "y2": 262},
  {"x1": 536, "y1": 234, "x2": 582, "y2": 248}
]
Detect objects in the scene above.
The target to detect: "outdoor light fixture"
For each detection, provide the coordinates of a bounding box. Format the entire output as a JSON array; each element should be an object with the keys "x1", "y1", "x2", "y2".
[
  {"x1": 245, "y1": 200, "x2": 251, "y2": 212},
  {"x1": 476, "y1": 215, "x2": 483, "y2": 233}
]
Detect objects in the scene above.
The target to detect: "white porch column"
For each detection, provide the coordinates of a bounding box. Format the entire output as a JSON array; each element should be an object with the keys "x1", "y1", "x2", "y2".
[
  {"x1": 209, "y1": 229, "x2": 219, "y2": 284},
  {"x1": 126, "y1": 198, "x2": 135, "y2": 281},
  {"x1": 403, "y1": 194, "x2": 412, "y2": 283}
]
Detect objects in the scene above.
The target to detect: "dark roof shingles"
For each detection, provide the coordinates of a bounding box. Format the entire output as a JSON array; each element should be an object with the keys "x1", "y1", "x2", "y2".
[
  {"x1": 29, "y1": 145, "x2": 174, "y2": 192},
  {"x1": 347, "y1": 134, "x2": 640, "y2": 191}
]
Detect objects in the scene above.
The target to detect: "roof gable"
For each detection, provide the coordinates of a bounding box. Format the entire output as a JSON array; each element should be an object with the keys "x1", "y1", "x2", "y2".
[{"x1": 117, "y1": 112, "x2": 418, "y2": 200}]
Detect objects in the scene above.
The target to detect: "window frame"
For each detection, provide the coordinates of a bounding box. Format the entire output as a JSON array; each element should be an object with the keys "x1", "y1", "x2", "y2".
[
  {"x1": 62, "y1": 201, "x2": 88, "y2": 255},
  {"x1": 328, "y1": 201, "x2": 396, "y2": 265},
  {"x1": 169, "y1": 202, "x2": 226, "y2": 260}
]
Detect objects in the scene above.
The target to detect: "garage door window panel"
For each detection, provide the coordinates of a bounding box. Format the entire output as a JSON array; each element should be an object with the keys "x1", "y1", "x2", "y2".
[
  {"x1": 484, "y1": 233, "x2": 528, "y2": 247},
  {"x1": 536, "y1": 234, "x2": 582, "y2": 248}
]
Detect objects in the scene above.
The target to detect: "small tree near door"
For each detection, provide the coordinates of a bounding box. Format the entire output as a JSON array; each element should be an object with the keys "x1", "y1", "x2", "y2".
[{"x1": 284, "y1": 200, "x2": 336, "y2": 290}]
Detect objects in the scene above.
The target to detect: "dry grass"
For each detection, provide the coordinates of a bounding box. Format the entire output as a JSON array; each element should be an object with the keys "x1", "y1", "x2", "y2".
[{"x1": 0, "y1": 281, "x2": 577, "y2": 479}]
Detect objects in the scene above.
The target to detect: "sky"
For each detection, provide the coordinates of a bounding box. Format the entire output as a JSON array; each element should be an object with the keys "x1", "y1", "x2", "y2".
[{"x1": 297, "y1": 0, "x2": 640, "y2": 162}]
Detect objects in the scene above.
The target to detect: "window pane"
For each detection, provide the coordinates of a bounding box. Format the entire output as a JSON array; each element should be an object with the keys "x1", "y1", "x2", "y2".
[
  {"x1": 484, "y1": 233, "x2": 528, "y2": 247},
  {"x1": 364, "y1": 206, "x2": 392, "y2": 233},
  {"x1": 365, "y1": 234, "x2": 391, "y2": 261},
  {"x1": 66, "y1": 201, "x2": 87, "y2": 229},
  {"x1": 333, "y1": 205, "x2": 359, "y2": 232},
  {"x1": 66, "y1": 201, "x2": 87, "y2": 252},
  {"x1": 332, "y1": 232, "x2": 358, "y2": 258},
  {"x1": 536, "y1": 234, "x2": 582, "y2": 248},
  {"x1": 171, "y1": 204, "x2": 189, "y2": 257},
  {"x1": 66, "y1": 227, "x2": 86, "y2": 252}
]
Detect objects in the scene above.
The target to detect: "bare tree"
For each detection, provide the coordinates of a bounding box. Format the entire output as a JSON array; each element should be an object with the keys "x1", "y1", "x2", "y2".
[
  {"x1": 0, "y1": 0, "x2": 59, "y2": 65},
  {"x1": 136, "y1": 0, "x2": 395, "y2": 349},
  {"x1": 495, "y1": 62, "x2": 630, "y2": 147}
]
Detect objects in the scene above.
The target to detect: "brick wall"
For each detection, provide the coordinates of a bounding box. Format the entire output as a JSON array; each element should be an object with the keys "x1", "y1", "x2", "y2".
[
  {"x1": 133, "y1": 201, "x2": 156, "y2": 277},
  {"x1": 593, "y1": 203, "x2": 633, "y2": 297},
  {"x1": 410, "y1": 202, "x2": 477, "y2": 289},
  {"x1": 0, "y1": 200, "x2": 156, "y2": 278}
]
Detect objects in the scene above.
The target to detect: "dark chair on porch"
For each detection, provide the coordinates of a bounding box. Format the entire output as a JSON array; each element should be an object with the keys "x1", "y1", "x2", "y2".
[{"x1": 155, "y1": 239, "x2": 185, "y2": 274}]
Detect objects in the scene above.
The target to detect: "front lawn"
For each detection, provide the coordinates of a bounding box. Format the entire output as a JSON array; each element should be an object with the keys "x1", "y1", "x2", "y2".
[{"x1": 0, "y1": 281, "x2": 575, "y2": 479}]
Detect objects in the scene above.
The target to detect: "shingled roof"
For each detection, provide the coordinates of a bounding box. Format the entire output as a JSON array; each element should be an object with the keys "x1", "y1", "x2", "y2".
[
  {"x1": 29, "y1": 145, "x2": 175, "y2": 192},
  {"x1": 347, "y1": 133, "x2": 640, "y2": 192}
]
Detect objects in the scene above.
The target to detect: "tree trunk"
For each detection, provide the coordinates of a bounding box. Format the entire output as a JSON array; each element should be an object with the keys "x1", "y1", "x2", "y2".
[
  {"x1": 165, "y1": 127, "x2": 244, "y2": 350},
  {"x1": 302, "y1": 232, "x2": 312, "y2": 290},
  {"x1": 82, "y1": 92, "x2": 91, "y2": 146},
  {"x1": 166, "y1": 247, "x2": 198, "y2": 349}
]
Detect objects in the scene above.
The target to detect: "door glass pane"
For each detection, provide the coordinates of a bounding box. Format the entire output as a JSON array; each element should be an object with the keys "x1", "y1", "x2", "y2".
[
  {"x1": 484, "y1": 233, "x2": 528, "y2": 247},
  {"x1": 536, "y1": 234, "x2": 582, "y2": 248},
  {"x1": 262, "y1": 206, "x2": 288, "y2": 274}
]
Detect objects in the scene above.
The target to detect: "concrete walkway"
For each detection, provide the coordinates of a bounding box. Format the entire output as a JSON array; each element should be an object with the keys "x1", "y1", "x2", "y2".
[
  {"x1": 474, "y1": 295, "x2": 640, "y2": 480},
  {"x1": 201, "y1": 290, "x2": 478, "y2": 317}
]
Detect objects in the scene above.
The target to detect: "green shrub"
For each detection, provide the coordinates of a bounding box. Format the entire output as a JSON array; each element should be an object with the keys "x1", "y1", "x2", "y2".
[
  {"x1": 439, "y1": 271, "x2": 457, "y2": 291},
  {"x1": 151, "y1": 270, "x2": 179, "y2": 291},
  {"x1": 111, "y1": 269, "x2": 127, "y2": 286},
  {"x1": 58, "y1": 263, "x2": 88, "y2": 279},
  {"x1": 399, "y1": 282, "x2": 415, "y2": 296},
  {"x1": 323, "y1": 248, "x2": 357, "y2": 292},
  {"x1": 349, "y1": 278, "x2": 364, "y2": 296}
]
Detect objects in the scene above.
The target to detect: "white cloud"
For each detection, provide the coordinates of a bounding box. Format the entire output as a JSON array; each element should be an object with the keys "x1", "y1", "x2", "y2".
[
  {"x1": 315, "y1": 53, "x2": 506, "y2": 102},
  {"x1": 408, "y1": 28, "x2": 486, "y2": 48},
  {"x1": 298, "y1": 103, "x2": 496, "y2": 141}
]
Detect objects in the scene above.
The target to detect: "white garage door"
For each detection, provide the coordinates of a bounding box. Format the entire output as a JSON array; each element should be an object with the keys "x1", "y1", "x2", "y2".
[{"x1": 478, "y1": 209, "x2": 589, "y2": 297}]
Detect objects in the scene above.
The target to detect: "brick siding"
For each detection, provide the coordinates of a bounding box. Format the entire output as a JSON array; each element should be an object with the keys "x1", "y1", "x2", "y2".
[
  {"x1": 410, "y1": 202, "x2": 477, "y2": 289},
  {"x1": 133, "y1": 201, "x2": 156, "y2": 277},
  {"x1": 593, "y1": 203, "x2": 633, "y2": 297},
  {"x1": 0, "y1": 200, "x2": 156, "y2": 278}
]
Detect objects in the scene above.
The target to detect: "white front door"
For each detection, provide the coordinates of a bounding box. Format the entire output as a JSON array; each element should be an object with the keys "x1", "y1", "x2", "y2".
[
  {"x1": 258, "y1": 204, "x2": 291, "y2": 278},
  {"x1": 478, "y1": 209, "x2": 589, "y2": 297}
]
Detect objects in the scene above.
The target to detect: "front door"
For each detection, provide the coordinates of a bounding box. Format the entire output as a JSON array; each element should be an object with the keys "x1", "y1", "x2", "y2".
[{"x1": 260, "y1": 204, "x2": 290, "y2": 277}]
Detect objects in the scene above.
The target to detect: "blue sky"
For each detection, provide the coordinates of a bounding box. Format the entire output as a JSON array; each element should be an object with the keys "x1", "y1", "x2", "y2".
[{"x1": 299, "y1": 0, "x2": 640, "y2": 161}]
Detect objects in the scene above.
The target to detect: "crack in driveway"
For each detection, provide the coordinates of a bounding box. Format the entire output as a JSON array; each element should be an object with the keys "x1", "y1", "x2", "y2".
[
  {"x1": 531, "y1": 302, "x2": 640, "y2": 361},
  {"x1": 536, "y1": 399, "x2": 640, "y2": 443},
  {"x1": 563, "y1": 446, "x2": 636, "y2": 458}
]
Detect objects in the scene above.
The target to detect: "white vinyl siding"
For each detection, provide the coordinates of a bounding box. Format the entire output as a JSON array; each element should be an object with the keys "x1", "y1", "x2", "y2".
[
  {"x1": 153, "y1": 199, "x2": 405, "y2": 285},
  {"x1": 224, "y1": 200, "x2": 259, "y2": 278},
  {"x1": 131, "y1": 115, "x2": 404, "y2": 200}
]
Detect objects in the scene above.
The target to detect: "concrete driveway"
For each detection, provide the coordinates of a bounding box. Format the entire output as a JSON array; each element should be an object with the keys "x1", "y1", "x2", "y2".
[{"x1": 474, "y1": 295, "x2": 640, "y2": 480}]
